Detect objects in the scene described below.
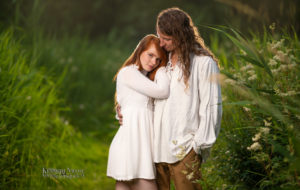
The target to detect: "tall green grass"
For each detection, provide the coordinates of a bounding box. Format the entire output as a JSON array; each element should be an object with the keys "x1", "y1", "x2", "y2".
[
  {"x1": 30, "y1": 30, "x2": 133, "y2": 137},
  {"x1": 0, "y1": 28, "x2": 116, "y2": 189},
  {"x1": 0, "y1": 28, "x2": 69, "y2": 188},
  {"x1": 201, "y1": 26, "x2": 300, "y2": 189}
]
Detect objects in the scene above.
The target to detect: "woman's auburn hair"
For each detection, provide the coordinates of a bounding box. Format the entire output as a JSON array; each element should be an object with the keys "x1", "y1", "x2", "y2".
[
  {"x1": 157, "y1": 7, "x2": 219, "y2": 88},
  {"x1": 113, "y1": 34, "x2": 168, "y2": 108},
  {"x1": 114, "y1": 34, "x2": 167, "y2": 82}
]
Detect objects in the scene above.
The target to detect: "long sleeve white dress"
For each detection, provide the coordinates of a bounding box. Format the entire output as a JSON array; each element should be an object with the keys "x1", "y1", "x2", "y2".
[{"x1": 107, "y1": 64, "x2": 170, "y2": 180}]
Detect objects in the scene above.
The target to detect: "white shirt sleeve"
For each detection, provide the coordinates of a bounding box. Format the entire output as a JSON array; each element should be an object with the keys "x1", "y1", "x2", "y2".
[
  {"x1": 193, "y1": 57, "x2": 222, "y2": 153},
  {"x1": 120, "y1": 66, "x2": 170, "y2": 99}
]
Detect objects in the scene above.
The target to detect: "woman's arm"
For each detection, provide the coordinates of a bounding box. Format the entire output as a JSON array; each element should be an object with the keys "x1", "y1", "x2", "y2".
[{"x1": 120, "y1": 66, "x2": 170, "y2": 99}]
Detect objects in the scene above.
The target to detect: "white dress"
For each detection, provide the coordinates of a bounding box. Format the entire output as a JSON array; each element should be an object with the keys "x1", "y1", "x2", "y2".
[{"x1": 107, "y1": 65, "x2": 170, "y2": 180}]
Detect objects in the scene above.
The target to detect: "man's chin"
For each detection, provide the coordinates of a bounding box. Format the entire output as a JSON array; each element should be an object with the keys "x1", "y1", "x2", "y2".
[{"x1": 165, "y1": 47, "x2": 172, "y2": 52}]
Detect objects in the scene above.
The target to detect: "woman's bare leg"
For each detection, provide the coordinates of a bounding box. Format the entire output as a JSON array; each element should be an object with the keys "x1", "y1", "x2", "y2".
[
  {"x1": 131, "y1": 179, "x2": 157, "y2": 190},
  {"x1": 115, "y1": 181, "x2": 131, "y2": 190}
]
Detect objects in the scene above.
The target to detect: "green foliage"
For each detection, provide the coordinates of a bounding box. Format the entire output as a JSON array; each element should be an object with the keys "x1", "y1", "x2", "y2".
[
  {"x1": 27, "y1": 29, "x2": 131, "y2": 137},
  {"x1": 202, "y1": 26, "x2": 300, "y2": 189},
  {"x1": 0, "y1": 28, "x2": 69, "y2": 188},
  {"x1": 4, "y1": 0, "x2": 299, "y2": 39},
  {"x1": 0, "y1": 28, "x2": 115, "y2": 189}
]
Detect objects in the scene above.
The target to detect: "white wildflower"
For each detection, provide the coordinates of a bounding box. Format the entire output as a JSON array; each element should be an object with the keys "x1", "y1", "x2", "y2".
[
  {"x1": 240, "y1": 50, "x2": 247, "y2": 55},
  {"x1": 273, "y1": 55, "x2": 281, "y2": 61},
  {"x1": 290, "y1": 55, "x2": 296, "y2": 60},
  {"x1": 271, "y1": 68, "x2": 279, "y2": 74},
  {"x1": 181, "y1": 170, "x2": 188, "y2": 175},
  {"x1": 247, "y1": 70, "x2": 255, "y2": 75},
  {"x1": 224, "y1": 79, "x2": 236, "y2": 85},
  {"x1": 287, "y1": 91, "x2": 297, "y2": 96},
  {"x1": 186, "y1": 171, "x2": 194, "y2": 180},
  {"x1": 263, "y1": 119, "x2": 272, "y2": 127},
  {"x1": 240, "y1": 64, "x2": 253, "y2": 71},
  {"x1": 278, "y1": 90, "x2": 297, "y2": 97},
  {"x1": 268, "y1": 38, "x2": 284, "y2": 51},
  {"x1": 272, "y1": 41, "x2": 282, "y2": 49},
  {"x1": 252, "y1": 133, "x2": 261, "y2": 141},
  {"x1": 243, "y1": 107, "x2": 251, "y2": 112},
  {"x1": 26, "y1": 96, "x2": 32, "y2": 100},
  {"x1": 268, "y1": 59, "x2": 278, "y2": 66},
  {"x1": 247, "y1": 142, "x2": 262, "y2": 151},
  {"x1": 260, "y1": 127, "x2": 270, "y2": 135},
  {"x1": 175, "y1": 145, "x2": 186, "y2": 160},
  {"x1": 276, "y1": 50, "x2": 288, "y2": 62},
  {"x1": 248, "y1": 74, "x2": 257, "y2": 81},
  {"x1": 278, "y1": 64, "x2": 288, "y2": 71}
]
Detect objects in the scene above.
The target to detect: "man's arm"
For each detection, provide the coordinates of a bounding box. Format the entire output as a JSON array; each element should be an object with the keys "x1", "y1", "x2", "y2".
[{"x1": 192, "y1": 56, "x2": 222, "y2": 155}]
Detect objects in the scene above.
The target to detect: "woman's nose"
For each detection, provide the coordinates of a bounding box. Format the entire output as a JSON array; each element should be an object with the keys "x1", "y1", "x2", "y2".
[{"x1": 151, "y1": 57, "x2": 156, "y2": 65}]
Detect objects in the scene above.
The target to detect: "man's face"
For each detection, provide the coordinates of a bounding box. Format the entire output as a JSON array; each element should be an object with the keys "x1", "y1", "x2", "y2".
[{"x1": 157, "y1": 27, "x2": 176, "y2": 52}]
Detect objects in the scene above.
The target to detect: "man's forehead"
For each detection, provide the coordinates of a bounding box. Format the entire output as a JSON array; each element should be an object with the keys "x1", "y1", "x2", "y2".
[{"x1": 157, "y1": 31, "x2": 172, "y2": 39}]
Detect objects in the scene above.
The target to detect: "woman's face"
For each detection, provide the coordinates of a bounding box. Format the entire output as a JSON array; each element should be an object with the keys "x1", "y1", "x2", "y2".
[{"x1": 139, "y1": 43, "x2": 162, "y2": 72}]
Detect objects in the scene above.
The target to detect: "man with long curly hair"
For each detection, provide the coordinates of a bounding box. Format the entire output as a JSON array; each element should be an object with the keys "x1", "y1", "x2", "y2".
[{"x1": 153, "y1": 7, "x2": 222, "y2": 190}]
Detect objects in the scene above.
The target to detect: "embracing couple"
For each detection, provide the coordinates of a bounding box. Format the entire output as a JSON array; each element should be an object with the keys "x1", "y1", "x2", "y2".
[{"x1": 107, "y1": 7, "x2": 222, "y2": 190}]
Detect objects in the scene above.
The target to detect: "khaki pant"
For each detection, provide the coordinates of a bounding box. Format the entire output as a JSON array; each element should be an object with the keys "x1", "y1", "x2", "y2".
[{"x1": 155, "y1": 149, "x2": 202, "y2": 190}]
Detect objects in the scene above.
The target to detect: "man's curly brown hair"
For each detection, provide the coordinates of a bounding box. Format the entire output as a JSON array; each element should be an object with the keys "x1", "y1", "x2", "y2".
[{"x1": 157, "y1": 7, "x2": 219, "y2": 88}]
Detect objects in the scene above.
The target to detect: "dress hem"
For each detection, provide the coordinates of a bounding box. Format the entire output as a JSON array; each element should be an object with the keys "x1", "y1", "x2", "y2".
[{"x1": 107, "y1": 175, "x2": 156, "y2": 181}]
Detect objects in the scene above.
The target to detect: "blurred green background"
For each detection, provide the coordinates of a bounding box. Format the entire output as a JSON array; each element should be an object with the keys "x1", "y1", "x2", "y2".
[{"x1": 0, "y1": 0, "x2": 299, "y2": 189}]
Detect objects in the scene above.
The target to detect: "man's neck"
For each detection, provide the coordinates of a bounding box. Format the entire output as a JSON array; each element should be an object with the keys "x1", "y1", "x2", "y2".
[{"x1": 170, "y1": 50, "x2": 179, "y2": 67}]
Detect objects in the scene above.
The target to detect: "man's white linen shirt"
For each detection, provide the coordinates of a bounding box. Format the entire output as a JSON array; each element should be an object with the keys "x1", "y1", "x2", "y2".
[{"x1": 153, "y1": 54, "x2": 222, "y2": 164}]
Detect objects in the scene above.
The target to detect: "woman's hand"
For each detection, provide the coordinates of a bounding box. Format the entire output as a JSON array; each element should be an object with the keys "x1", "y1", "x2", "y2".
[{"x1": 116, "y1": 104, "x2": 123, "y2": 125}]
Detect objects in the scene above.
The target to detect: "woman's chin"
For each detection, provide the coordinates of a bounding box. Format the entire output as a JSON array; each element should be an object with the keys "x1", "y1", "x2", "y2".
[{"x1": 145, "y1": 68, "x2": 153, "y2": 72}]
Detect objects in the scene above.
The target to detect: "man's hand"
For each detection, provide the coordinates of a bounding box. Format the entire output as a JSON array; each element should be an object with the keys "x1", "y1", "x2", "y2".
[{"x1": 116, "y1": 104, "x2": 123, "y2": 125}]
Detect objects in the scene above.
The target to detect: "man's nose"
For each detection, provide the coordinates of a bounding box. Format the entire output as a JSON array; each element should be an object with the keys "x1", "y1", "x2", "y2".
[{"x1": 160, "y1": 40, "x2": 165, "y2": 47}]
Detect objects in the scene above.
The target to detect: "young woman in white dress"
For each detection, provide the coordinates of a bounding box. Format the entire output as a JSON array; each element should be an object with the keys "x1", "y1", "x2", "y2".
[{"x1": 107, "y1": 34, "x2": 169, "y2": 190}]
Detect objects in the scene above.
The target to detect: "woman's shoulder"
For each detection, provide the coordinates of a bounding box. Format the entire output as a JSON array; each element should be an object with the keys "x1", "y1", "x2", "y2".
[
  {"x1": 118, "y1": 65, "x2": 137, "y2": 75},
  {"x1": 117, "y1": 65, "x2": 139, "y2": 81}
]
